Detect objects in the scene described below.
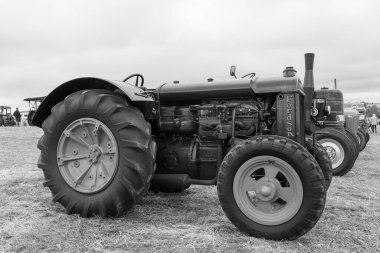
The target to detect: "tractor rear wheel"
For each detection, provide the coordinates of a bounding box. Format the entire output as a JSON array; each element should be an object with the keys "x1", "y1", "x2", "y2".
[
  {"x1": 314, "y1": 128, "x2": 357, "y2": 176},
  {"x1": 305, "y1": 137, "x2": 332, "y2": 190},
  {"x1": 217, "y1": 135, "x2": 326, "y2": 240},
  {"x1": 37, "y1": 89, "x2": 156, "y2": 217}
]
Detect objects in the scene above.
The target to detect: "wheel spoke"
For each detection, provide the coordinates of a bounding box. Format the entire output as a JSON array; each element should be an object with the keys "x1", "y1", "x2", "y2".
[
  {"x1": 74, "y1": 162, "x2": 94, "y2": 187},
  {"x1": 65, "y1": 130, "x2": 91, "y2": 148},
  {"x1": 100, "y1": 161, "x2": 110, "y2": 178},
  {"x1": 90, "y1": 164, "x2": 99, "y2": 189},
  {"x1": 264, "y1": 165, "x2": 278, "y2": 179},
  {"x1": 255, "y1": 201, "x2": 273, "y2": 213},
  {"x1": 82, "y1": 122, "x2": 95, "y2": 145},
  {"x1": 58, "y1": 154, "x2": 88, "y2": 165},
  {"x1": 241, "y1": 176, "x2": 257, "y2": 192},
  {"x1": 278, "y1": 187, "x2": 293, "y2": 203}
]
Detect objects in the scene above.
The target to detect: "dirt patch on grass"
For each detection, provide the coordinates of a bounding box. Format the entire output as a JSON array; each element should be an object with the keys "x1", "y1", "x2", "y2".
[{"x1": 1, "y1": 127, "x2": 379, "y2": 252}]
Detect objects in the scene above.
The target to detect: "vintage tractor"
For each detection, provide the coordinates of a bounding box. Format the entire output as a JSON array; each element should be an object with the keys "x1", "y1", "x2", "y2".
[
  {"x1": 352, "y1": 103, "x2": 370, "y2": 146},
  {"x1": 32, "y1": 53, "x2": 331, "y2": 240},
  {"x1": 23, "y1": 96, "x2": 46, "y2": 126},
  {"x1": 344, "y1": 107, "x2": 367, "y2": 152},
  {"x1": 306, "y1": 85, "x2": 361, "y2": 176},
  {"x1": 0, "y1": 106, "x2": 16, "y2": 126}
]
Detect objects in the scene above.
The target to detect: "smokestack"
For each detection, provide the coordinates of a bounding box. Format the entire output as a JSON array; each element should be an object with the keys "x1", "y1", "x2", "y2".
[
  {"x1": 304, "y1": 53, "x2": 315, "y2": 135},
  {"x1": 334, "y1": 78, "x2": 337, "y2": 89}
]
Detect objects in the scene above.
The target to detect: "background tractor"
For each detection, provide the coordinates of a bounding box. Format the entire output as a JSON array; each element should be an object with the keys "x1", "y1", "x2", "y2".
[
  {"x1": 352, "y1": 103, "x2": 370, "y2": 146},
  {"x1": 306, "y1": 84, "x2": 362, "y2": 176},
  {"x1": 32, "y1": 53, "x2": 331, "y2": 240},
  {"x1": 0, "y1": 106, "x2": 16, "y2": 126},
  {"x1": 23, "y1": 96, "x2": 46, "y2": 126}
]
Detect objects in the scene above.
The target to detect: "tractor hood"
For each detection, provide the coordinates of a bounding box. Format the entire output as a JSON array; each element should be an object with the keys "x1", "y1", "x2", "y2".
[{"x1": 158, "y1": 76, "x2": 303, "y2": 104}]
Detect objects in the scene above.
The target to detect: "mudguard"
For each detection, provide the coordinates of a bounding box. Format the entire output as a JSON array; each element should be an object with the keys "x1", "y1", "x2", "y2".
[{"x1": 32, "y1": 77, "x2": 154, "y2": 127}]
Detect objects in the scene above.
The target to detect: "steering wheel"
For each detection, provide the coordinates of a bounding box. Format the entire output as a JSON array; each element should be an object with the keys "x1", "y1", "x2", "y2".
[
  {"x1": 241, "y1": 73, "x2": 256, "y2": 79},
  {"x1": 123, "y1": 74, "x2": 144, "y2": 87}
]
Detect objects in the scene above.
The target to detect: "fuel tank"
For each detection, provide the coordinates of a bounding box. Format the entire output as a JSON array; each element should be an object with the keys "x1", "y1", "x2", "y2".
[{"x1": 157, "y1": 76, "x2": 303, "y2": 104}]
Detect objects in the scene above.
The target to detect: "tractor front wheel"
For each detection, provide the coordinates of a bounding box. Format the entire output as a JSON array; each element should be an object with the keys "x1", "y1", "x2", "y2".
[
  {"x1": 359, "y1": 127, "x2": 370, "y2": 145},
  {"x1": 217, "y1": 135, "x2": 326, "y2": 240},
  {"x1": 344, "y1": 129, "x2": 359, "y2": 158},
  {"x1": 305, "y1": 137, "x2": 332, "y2": 190},
  {"x1": 37, "y1": 89, "x2": 156, "y2": 217},
  {"x1": 314, "y1": 128, "x2": 357, "y2": 176},
  {"x1": 356, "y1": 129, "x2": 366, "y2": 152}
]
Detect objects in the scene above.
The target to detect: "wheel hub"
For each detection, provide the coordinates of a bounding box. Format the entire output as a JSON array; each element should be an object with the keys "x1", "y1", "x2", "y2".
[
  {"x1": 89, "y1": 145, "x2": 102, "y2": 163},
  {"x1": 256, "y1": 180, "x2": 278, "y2": 201},
  {"x1": 325, "y1": 146, "x2": 337, "y2": 160}
]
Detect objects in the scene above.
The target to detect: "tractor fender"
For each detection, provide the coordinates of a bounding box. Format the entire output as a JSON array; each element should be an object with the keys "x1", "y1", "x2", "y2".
[{"x1": 32, "y1": 77, "x2": 154, "y2": 128}]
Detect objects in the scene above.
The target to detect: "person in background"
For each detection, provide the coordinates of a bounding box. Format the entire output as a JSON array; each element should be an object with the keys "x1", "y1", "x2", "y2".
[
  {"x1": 370, "y1": 113, "x2": 378, "y2": 133},
  {"x1": 13, "y1": 108, "x2": 21, "y2": 126}
]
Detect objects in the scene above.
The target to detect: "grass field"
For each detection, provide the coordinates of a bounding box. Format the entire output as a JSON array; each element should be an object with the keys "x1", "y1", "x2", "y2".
[{"x1": 0, "y1": 127, "x2": 379, "y2": 253}]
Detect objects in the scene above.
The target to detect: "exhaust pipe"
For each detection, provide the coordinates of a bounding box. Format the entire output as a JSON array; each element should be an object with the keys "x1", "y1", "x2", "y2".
[{"x1": 304, "y1": 53, "x2": 315, "y2": 135}]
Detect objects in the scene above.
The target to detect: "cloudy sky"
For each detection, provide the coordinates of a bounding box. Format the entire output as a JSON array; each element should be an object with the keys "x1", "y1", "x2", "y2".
[{"x1": 1, "y1": 0, "x2": 379, "y2": 110}]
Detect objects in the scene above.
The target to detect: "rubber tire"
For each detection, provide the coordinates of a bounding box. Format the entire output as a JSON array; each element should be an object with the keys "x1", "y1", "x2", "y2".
[
  {"x1": 217, "y1": 135, "x2": 326, "y2": 241},
  {"x1": 28, "y1": 110, "x2": 35, "y2": 126},
  {"x1": 344, "y1": 129, "x2": 359, "y2": 158},
  {"x1": 305, "y1": 137, "x2": 332, "y2": 190},
  {"x1": 314, "y1": 128, "x2": 357, "y2": 176},
  {"x1": 359, "y1": 127, "x2": 370, "y2": 144},
  {"x1": 37, "y1": 89, "x2": 156, "y2": 218},
  {"x1": 356, "y1": 130, "x2": 366, "y2": 152}
]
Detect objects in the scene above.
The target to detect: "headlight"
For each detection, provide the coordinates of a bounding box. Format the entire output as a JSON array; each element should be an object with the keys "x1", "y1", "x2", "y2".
[
  {"x1": 311, "y1": 107, "x2": 318, "y2": 116},
  {"x1": 336, "y1": 115, "x2": 345, "y2": 122},
  {"x1": 324, "y1": 105, "x2": 331, "y2": 116},
  {"x1": 359, "y1": 115, "x2": 365, "y2": 120}
]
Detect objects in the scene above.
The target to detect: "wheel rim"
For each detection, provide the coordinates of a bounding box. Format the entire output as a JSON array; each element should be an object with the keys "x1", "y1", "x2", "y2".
[
  {"x1": 319, "y1": 138, "x2": 345, "y2": 169},
  {"x1": 233, "y1": 156, "x2": 303, "y2": 226},
  {"x1": 57, "y1": 118, "x2": 118, "y2": 193}
]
